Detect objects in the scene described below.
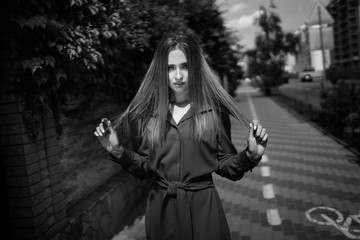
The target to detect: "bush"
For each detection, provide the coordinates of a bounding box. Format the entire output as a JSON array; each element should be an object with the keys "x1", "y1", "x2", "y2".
[
  {"x1": 275, "y1": 82, "x2": 360, "y2": 152},
  {"x1": 326, "y1": 65, "x2": 338, "y2": 86},
  {"x1": 319, "y1": 82, "x2": 360, "y2": 150}
]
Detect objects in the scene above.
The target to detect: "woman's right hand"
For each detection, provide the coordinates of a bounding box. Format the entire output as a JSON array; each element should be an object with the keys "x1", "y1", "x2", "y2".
[{"x1": 94, "y1": 118, "x2": 120, "y2": 152}]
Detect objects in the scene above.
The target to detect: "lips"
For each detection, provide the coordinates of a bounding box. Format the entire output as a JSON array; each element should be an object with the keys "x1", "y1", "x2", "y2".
[{"x1": 174, "y1": 82, "x2": 185, "y2": 86}]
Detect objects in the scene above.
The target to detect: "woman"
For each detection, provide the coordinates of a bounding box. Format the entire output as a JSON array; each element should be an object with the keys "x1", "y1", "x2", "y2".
[{"x1": 94, "y1": 33, "x2": 268, "y2": 240}]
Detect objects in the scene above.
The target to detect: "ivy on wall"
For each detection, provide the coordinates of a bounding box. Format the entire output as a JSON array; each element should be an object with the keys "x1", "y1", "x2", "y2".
[
  {"x1": 4, "y1": 0, "x2": 243, "y2": 138},
  {"x1": 7, "y1": 0, "x2": 124, "y2": 137}
]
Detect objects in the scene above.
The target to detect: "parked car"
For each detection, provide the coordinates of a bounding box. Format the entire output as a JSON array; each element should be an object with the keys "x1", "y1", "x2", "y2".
[{"x1": 301, "y1": 74, "x2": 313, "y2": 82}]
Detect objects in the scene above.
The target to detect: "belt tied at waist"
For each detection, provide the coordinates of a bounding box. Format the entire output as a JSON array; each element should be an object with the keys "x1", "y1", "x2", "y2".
[{"x1": 154, "y1": 175, "x2": 214, "y2": 240}]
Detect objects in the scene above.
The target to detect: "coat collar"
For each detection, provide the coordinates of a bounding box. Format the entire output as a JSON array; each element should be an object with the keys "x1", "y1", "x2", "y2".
[{"x1": 166, "y1": 105, "x2": 213, "y2": 127}]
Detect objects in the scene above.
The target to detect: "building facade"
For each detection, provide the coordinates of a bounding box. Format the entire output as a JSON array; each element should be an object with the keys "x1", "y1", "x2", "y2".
[
  {"x1": 294, "y1": 24, "x2": 331, "y2": 78},
  {"x1": 327, "y1": 0, "x2": 360, "y2": 78},
  {"x1": 294, "y1": 25, "x2": 313, "y2": 72}
]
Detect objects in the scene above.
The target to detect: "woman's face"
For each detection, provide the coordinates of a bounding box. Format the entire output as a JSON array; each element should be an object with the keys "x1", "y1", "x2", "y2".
[{"x1": 168, "y1": 49, "x2": 189, "y2": 97}]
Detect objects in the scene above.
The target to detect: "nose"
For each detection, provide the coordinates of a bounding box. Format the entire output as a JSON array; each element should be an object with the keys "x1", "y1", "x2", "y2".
[{"x1": 175, "y1": 68, "x2": 183, "y2": 81}]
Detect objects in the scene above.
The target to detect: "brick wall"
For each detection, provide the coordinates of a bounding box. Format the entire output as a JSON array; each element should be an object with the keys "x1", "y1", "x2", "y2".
[
  {"x1": 0, "y1": 31, "x2": 17, "y2": 240},
  {"x1": 58, "y1": 95, "x2": 127, "y2": 208},
  {"x1": 0, "y1": 34, "x2": 67, "y2": 239}
]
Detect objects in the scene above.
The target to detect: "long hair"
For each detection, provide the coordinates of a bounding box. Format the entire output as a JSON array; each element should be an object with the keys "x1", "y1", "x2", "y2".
[{"x1": 113, "y1": 33, "x2": 249, "y2": 147}]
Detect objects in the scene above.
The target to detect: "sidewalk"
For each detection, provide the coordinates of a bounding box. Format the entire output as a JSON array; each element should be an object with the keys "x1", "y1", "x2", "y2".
[{"x1": 112, "y1": 84, "x2": 360, "y2": 240}]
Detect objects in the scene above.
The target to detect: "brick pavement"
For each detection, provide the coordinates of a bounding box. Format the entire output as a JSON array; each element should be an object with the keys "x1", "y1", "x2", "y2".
[{"x1": 112, "y1": 85, "x2": 360, "y2": 240}]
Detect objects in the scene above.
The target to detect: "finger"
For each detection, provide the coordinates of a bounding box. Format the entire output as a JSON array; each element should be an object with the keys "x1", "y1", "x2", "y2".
[
  {"x1": 248, "y1": 122, "x2": 254, "y2": 139},
  {"x1": 107, "y1": 120, "x2": 113, "y2": 131},
  {"x1": 99, "y1": 123, "x2": 104, "y2": 133},
  {"x1": 255, "y1": 125, "x2": 262, "y2": 137},
  {"x1": 103, "y1": 118, "x2": 113, "y2": 133},
  {"x1": 102, "y1": 118, "x2": 110, "y2": 129},
  {"x1": 261, "y1": 133, "x2": 269, "y2": 143},
  {"x1": 94, "y1": 131, "x2": 99, "y2": 137},
  {"x1": 252, "y1": 120, "x2": 259, "y2": 130},
  {"x1": 96, "y1": 126, "x2": 103, "y2": 136},
  {"x1": 109, "y1": 125, "x2": 116, "y2": 134},
  {"x1": 251, "y1": 120, "x2": 260, "y2": 134},
  {"x1": 260, "y1": 128, "x2": 266, "y2": 138}
]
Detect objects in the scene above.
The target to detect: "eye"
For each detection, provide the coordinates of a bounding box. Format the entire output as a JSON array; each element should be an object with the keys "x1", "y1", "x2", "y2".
[
  {"x1": 181, "y1": 63, "x2": 188, "y2": 70},
  {"x1": 168, "y1": 65, "x2": 175, "y2": 71}
]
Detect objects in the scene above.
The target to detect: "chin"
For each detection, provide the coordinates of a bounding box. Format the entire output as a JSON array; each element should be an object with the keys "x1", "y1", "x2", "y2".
[{"x1": 170, "y1": 86, "x2": 188, "y2": 93}]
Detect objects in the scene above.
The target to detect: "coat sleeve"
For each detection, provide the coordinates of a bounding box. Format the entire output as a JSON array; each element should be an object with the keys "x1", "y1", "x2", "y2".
[
  {"x1": 215, "y1": 113, "x2": 260, "y2": 181},
  {"x1": 108, "y1": 137, "x2": 154, "y2": 179},
  {"x1": 108, "y1": 118, "x2": 154, "y2": 180}
]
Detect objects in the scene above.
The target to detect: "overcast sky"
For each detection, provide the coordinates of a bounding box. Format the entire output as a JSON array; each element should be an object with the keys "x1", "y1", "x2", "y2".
[{"x1": 216, "y1": 0, "x2": 331, "y2": 49}]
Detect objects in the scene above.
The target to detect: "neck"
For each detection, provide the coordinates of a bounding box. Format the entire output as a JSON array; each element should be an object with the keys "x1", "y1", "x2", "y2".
[{"x1": 172, "y1": 92, "x2": 189, "y2": 106}]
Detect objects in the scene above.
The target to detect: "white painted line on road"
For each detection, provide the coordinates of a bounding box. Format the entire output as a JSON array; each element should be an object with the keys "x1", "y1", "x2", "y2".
[
  {"x1": 263, "y1": 183, "x2": 275, "y2": 199},
  {"x1": 247, "y1": 93, "x2": 259, "y2": 121},
  {"x1": 247, "y1": 92, "x2": 281, "y2": 229},
  {"x1": 261, "y1": 166, "x2": 270, "y2": 177},
  {"x1": 261, "y1": 154, "x2": 269, "y2": 163},
  {"x1": 266, "y1": 209, "x2": 282, "y2": 226}
]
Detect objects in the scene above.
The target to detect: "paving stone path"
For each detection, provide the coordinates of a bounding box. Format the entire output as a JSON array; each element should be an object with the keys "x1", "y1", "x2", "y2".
[{"x1": 112, "y1": 85, "x2": 360, "y2": 240}]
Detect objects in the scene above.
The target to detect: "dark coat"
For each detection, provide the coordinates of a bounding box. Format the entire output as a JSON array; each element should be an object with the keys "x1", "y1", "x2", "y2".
[{"x1": 109, "y1": 108, "x2": 259, "y2": 240}]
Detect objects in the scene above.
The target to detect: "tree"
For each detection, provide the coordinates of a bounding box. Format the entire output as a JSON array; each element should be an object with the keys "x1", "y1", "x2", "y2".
[
  {"x1": 247, "y1": 1, "x2": 299, "y2": 95},
  {"x1": 4, "y1": 0, "x2": 242, "y2": 137},
  {"x1": 5, "y1": 0, "x2": 189, "y2": 137},
  {"x1": 96, "y1": 0, "x2": 190, "y2": 103},
  {"x1": 5, "y1": 0, "x2": 127, "y2": 136},
  {"x1": 180, "y1": 0, "x2": 244, "y2": 95}
]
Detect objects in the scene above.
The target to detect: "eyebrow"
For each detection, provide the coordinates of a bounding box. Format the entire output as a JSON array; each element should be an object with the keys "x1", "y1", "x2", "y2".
[{"x1": 167, "y1": 62, "x2": 188, "y2": 66}]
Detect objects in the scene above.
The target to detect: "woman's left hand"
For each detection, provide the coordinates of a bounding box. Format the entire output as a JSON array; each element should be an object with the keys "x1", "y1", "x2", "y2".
[{"x1": 246, "y1": 121, "x2": 269, "y2": 161}]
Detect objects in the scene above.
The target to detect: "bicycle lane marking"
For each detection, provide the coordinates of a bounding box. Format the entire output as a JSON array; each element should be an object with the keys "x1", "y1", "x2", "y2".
[
  {"x1": 247, "y1": 93, "x2": 281, "y2": 226},
  {"x1": 247, "y1": 93, "x2": 259, "y2": 122},
  {"x1": 267, "y1": 209, "x2": 282, "y2": 226},
  {"x1": 261, "y1": 166, "x2": 270, "y2": 177},
  {"x1": 305, "y1": 206, "x2": 360, "y2": 239},
  {"x1": 263, "y1": 184, "x2": 275, "y2": 199}
]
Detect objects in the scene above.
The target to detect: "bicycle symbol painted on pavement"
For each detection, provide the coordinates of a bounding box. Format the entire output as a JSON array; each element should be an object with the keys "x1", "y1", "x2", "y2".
[{"x1": 305, "y1": 206, "x2": 360, "y2": 239}]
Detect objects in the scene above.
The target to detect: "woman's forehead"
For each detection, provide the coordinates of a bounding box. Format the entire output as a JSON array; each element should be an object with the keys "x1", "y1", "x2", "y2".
[{"x1": 168, "y1": 49, "x2": 187, "y2": 64}]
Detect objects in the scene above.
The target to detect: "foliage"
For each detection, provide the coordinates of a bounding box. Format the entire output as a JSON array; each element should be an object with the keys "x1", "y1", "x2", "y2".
[
  {"x1": 6, "y1": 0, "x2": 132, "y2": 136},
  {"x1": 326, "y1": 64, "x2": 338, "y2": 86},
  {"x1": 276, "y1": 82, "x2": 360, "y2": 152},
  {"x1": 246, "y1": 1, "x2": 299, "y2": 95},
  {"x1": 320, "y1": 82, "x2": 360, "y2": 145},
  {"x1": 4, "y1": 0, "x2": 242, "y2": 138},
  {"x1": 96, "y1": 0, "x2": 190, "y2": 103},
  {"x1": 183, "y1": 0, "x2": 243, "y2": 95}
]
